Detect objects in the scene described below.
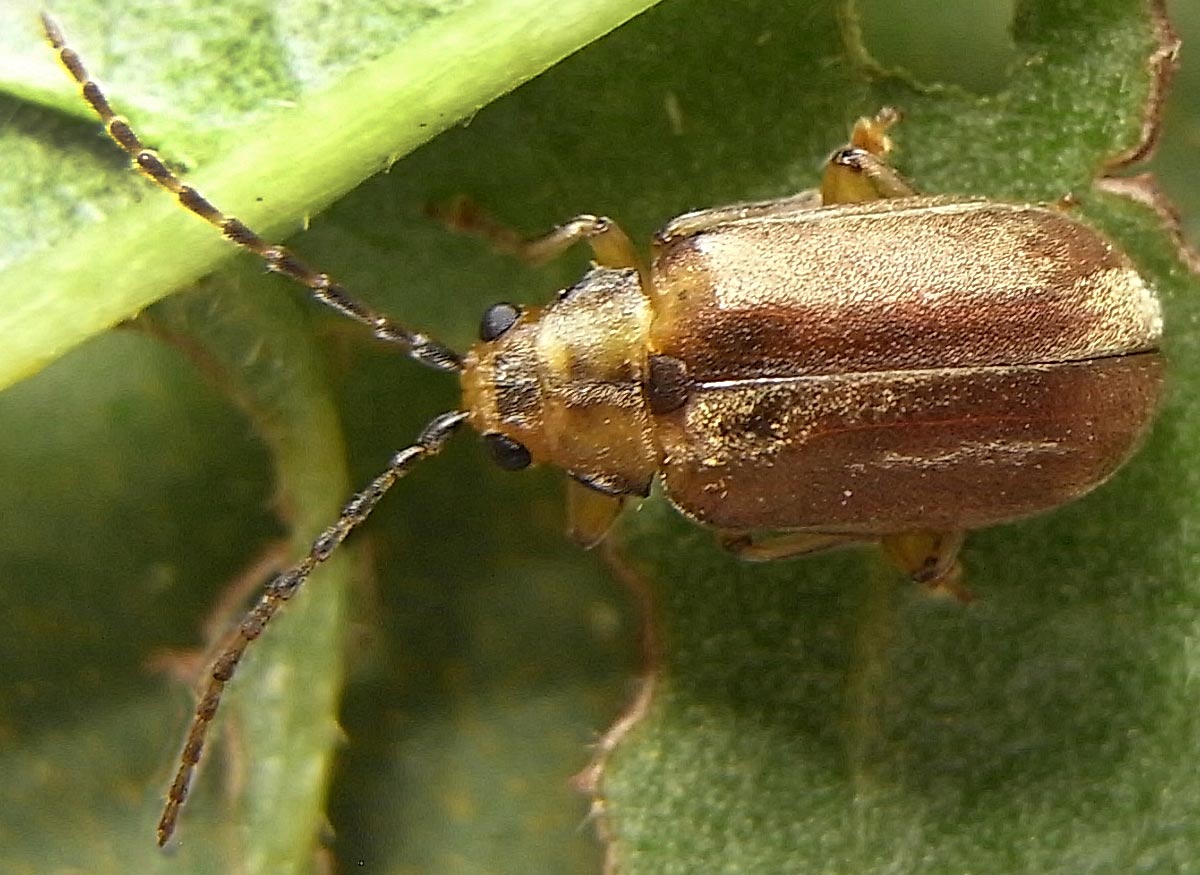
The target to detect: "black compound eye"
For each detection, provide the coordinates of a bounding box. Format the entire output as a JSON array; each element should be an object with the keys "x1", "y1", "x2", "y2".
[
  {"x1": 483, "y1": 432, "x2": 532, "y2": 471},
  {"x1": 479, "y1": 302, "x2": 521, "y2": 342}
]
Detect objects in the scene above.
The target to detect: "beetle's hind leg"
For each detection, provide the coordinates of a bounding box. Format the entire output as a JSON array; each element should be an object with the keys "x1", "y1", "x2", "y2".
[
  {"x1": 882, "y1": 531, "x2": 974, "y2": 602},
  {"x1": 724, "y1": 529, "x2": 974, "y2": 602},
  {"x1": 820, "y1": 107, "x2": 917, "y2": 204}
]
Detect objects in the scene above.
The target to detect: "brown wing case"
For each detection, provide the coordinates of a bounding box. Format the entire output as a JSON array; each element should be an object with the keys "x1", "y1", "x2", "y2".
[{"x1": 647, "y1": 198, "x2": 1163, "y2": 532}]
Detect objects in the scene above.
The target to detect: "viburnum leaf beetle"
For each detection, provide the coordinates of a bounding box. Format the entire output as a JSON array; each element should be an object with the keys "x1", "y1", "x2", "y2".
[{"x1": 42, "y1": 11, "x2": 1163, "y2": 848}]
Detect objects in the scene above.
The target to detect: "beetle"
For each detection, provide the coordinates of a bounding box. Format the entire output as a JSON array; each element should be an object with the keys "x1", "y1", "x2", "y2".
[{"x1": 43, "y1": 12, "x2": 1163, "y2": 847}]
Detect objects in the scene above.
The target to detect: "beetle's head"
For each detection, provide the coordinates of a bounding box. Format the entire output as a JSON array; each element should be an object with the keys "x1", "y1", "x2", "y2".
[
  {"x1": 460, "y1": 299, "x2": 546, "y2": 471},
  {"x1": 460, "y1": 267, "x2": 657, "y2": 496}
]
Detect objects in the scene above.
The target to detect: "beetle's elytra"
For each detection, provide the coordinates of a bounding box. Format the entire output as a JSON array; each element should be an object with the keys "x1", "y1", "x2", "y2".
[
  {"x1": 465, "y1": 195, "x2": 1162, "y2": 542},
  {"x1": 44, "y1": 14, "x2": 1162, "y2": 846}
]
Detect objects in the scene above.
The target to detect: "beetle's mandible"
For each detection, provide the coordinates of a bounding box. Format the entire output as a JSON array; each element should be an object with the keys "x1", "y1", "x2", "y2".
[{"x1": 43, "y1": 13, "x2": 1162, "y2": 847}]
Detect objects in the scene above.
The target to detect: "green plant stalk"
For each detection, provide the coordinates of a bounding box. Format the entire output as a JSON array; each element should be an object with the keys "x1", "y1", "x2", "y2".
[{"x1": 0, "y1": 0, "x2": 661, "y2": 389}]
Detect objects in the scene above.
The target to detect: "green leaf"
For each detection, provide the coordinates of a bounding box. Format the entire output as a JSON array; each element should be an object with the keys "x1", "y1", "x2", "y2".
[{"x1": 0, "y1": 1, "x2": 1197, "y2": 874}]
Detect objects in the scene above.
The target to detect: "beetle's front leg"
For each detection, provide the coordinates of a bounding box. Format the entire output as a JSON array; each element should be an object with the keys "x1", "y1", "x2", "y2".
[
  {"x1": 520, "y1": 213, "x2": 648, "y2": 277},
  {"x1": 820, "y1": 107, "x2": 917, "y2": 205},
  {"x1": 431, "y1": 196, "x2": 646, "y2": 275},
  {"x1": 567, "y1": 480, "x2": 626, "y2": 549},
  {"x1": 881, "y1": 531, "x2": 974, "y2": 602}
]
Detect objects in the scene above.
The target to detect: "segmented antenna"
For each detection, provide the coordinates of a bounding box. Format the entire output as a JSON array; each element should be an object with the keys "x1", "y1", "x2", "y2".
[
  {"x1": 156, "y1": 410, "x2": 468, "y2": 845},
  {"x1": 40, "y1": 14, "x2": 474, "y2": 845},
  {"x1": 40, "y1": 12, "x2": 462, "y2": 373}
]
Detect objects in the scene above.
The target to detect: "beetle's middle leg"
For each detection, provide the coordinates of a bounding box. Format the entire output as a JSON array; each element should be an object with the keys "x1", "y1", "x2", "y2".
[
  {"x1": 881, "y1": 531, "x2": 973, "y2": 601},
  {"x1": 656, "y1": 109, "x2": 918, "y2": 240},
  {"x1": 654, "y1": 190, "x2": 825, "y2": 242},
  {"x1": 820, "y1": 107, "x2": 917, "y2": 205},
  {"x1": 718, "y1": 530, "x2": 865, "y2": 562}
]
